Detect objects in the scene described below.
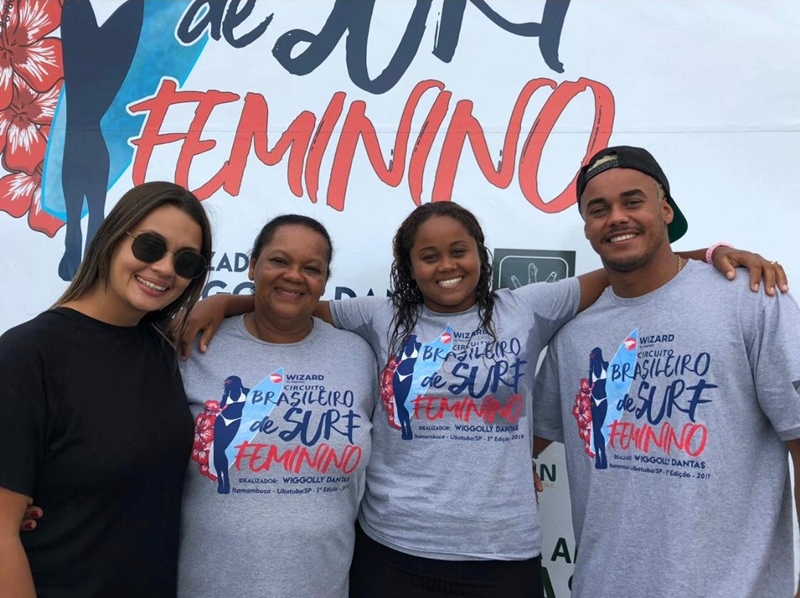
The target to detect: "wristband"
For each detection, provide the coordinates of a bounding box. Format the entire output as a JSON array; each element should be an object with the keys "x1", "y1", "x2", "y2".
[{"x1": 705, "y1": 242, "x2": 733, "y2": 264}]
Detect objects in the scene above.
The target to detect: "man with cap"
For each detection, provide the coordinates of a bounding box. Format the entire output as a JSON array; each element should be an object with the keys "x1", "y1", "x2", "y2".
[{"x1": 533, "y1": 146, "x2": 800, "y2": 597}]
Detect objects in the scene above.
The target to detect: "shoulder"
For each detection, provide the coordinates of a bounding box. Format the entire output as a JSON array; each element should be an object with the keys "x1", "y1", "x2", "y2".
[
  {"x1": 494, "y1": 278, "x2": 580, "y2": 329},
  {"x1": 313, "y1": 318, "x2": 376, "y2": 361},
  {"x1": 208, "y1": 315, "x2": 243, "y2": 341},
  {"x1": 190, "y1": 316, "x2": 245, "y2": 354},
  {"x1": 328, "y1": 296, "x2": 395, "y2": 338},
  {"x1": 498, "y1": 277, "x2": 579, "y2": 307},
  {"x1": 0, "y1": 310, "x2": 77, "y2": 354},
  {"x1": 0, "y1": 311, "x2": 86, "y2": 387},
  {"x1": 330, "y1": 296, "x2": 393, "y2": 318},
  {"x1": 682, "y1": 261, "x2": 773, "y2": 314},
  {"x1": 333, "y1": 296, "x2": 394, "y2": 318},
  {"x1": 686, "y1": 260, "x2": 749, "y2": 290}
]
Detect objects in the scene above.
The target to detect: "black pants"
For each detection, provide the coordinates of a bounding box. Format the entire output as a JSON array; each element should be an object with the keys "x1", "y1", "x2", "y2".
[{"x1": 349, "y1": 522, "x2": 544, "y2": 598}]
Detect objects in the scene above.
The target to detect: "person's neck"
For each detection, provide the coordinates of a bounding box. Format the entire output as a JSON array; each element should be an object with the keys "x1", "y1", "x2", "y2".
[
  {"x1": 61, "y1": 288, "x2": 142, "y2": 327},
  {"x1": 244, "y1": 311, "x2": 314, "y2": 344},
  {"x1": 606, "y1": 247, "x2": 684, "y2": 299}
]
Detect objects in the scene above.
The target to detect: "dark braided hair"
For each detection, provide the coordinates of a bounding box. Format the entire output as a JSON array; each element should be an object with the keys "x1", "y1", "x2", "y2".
[{"x1": 388, "y1": 202, "x2": 496, "y2": 355}]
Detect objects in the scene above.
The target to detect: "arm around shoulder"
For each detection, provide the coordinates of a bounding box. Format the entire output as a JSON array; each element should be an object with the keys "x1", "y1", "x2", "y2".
[
  {"x1": 534, "y1": 436, "x2": 553, "y2": 457},
  {"x1": 576, "y1": 269, "x2": 610, "y2": 313},
  {"x1": 178, "y1": 293, "x2": 255, "y2": 358},
  {"x1": 677, "y1": 245, "x2": 789, "y2": 296},
  {"x1": 313, "y1": 300, "x2": 332, "y2": 324},
  {"x1": 0, "y1": 486, "x2": 36, "y2": 597}
]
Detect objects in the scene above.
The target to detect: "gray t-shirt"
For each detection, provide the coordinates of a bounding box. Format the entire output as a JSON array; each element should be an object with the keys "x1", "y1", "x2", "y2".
[
  {"x1": 330, "y1": 278, "x2": 580, "y2": 560},
  {"x1": 178, "y1": 316, "x2": 377, "y2": 598},
  {"x1": 535, "y1": 260, "x2": 800, "y2": 598}
]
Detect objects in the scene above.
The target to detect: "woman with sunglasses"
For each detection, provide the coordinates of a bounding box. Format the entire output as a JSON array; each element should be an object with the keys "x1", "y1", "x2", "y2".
[{"x1": 0, "y1": 182, "x2": 212, "y2": 597}]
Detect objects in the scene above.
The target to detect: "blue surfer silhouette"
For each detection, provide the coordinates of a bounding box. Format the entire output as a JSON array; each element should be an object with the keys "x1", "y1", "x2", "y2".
[
  {"x1": 393, "y1": 335, "x2": 421, "y2": 440},
  {"x1": 213, "y1": 375, "x2": 250, "y2": 494},
  {"x1": 224, "y1": 368, "x2": 284, "y2": 467},
  {"x1": 389, "y1": 326, "x2": 454, "y2": 440},
  {"x1": 58, "y1": 0, "x2": 144, "y2": 280},
  {"x1": 588, "y1": 347, "x2": 609, "y2": 469}
]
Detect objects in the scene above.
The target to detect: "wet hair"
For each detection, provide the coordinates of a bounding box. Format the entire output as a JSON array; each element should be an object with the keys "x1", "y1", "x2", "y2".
[
  {"x1": 250, "y1": 214, "x2": 334, "y2": 279},
  {"x1": 388, "y1": 202, "x2": 495, "y2": 355},
  {"x1": 54, "y1": 181, "x2": 213, "y2": 337}
]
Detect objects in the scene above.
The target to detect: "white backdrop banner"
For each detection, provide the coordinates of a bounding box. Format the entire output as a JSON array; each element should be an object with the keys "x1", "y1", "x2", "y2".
[{"x1": 1, "y1": 1, "x2": 798, "y2": 594}]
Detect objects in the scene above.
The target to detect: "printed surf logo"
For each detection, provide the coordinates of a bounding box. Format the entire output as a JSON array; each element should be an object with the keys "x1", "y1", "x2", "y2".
[
  {"x1": 572, "y1": 329, "x2": 638, "y2": 469},
  {"x1": 5, "y1": 2, "x2": 615, "y2": 287},
  {"x1": 380, "y1": 325, "x2": 454, "y2": 440},
  {"x1": 191, "y1": 368, "x2": 284, "y2": 494}
]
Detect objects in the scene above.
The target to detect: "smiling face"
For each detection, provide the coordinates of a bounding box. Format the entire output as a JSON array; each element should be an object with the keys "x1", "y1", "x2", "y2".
[
  {"x1": 248, "y1": 223, "x2": 329, "y2": 332},
  {"x1": 409, "y1": 215, "x2": 481, "y2": 313},
  {"x1": 580, "y1": 167, "x2": 673, "y2": 273},
  {"x1": 102, "y1": 205, "x2": 203, "y2": 326}
]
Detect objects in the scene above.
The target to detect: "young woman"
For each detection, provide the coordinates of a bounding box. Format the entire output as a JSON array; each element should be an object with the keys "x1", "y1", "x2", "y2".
[
  {"x1": 0, "y1": 182, "x2": 212, "y2": 597},
  {"x1": 180, "y1": 202, "x2": 784, "y2": 597},
  {"x1": 177, "y1": 215, "x2": 377, "y2": 598},
  {"x1": 333, "y1": 202, "x2": 591, "y2": 596}
]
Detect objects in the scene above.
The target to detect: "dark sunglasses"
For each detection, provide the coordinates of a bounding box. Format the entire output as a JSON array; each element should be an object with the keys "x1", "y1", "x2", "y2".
[{"x1": 126, "y1": 232, "x2": 207, "y2": 279}]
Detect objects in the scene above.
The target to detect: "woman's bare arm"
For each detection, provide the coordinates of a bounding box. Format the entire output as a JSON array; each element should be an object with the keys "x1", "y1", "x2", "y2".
[{"x1": 0, "y1": 487, "x2": 36, "y2": 597}]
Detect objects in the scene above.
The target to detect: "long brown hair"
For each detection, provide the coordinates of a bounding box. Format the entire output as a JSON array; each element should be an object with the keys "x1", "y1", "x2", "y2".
[{"x1": 54, "y1": 182, "x2": 213, "y2": 335}]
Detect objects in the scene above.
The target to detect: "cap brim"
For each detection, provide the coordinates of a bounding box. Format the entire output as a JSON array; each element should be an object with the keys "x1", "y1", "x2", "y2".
[{"x1": 667, "y1": 198, "x2": 687, "y2": 243}]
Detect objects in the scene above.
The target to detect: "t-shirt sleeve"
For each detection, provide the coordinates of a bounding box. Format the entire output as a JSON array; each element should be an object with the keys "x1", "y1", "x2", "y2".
[
  {"x1": 329, "y1": 297, "x2": 379, "y2": 330},
  {"x1": 0, "y1": 327, "x2": 48, "y2": 496},
  {"x1": 507, "y1": 277, "x2": 580, "y2": 346},
  {"x1": 328, "y1": 296, "x2": 392, "y2": 348},
  {"x1": 363, "y1": 346, "x2": 380, "y2": 420},
  {"x1": 533, "y1": 344, "x2": 565, "y2": 443},
  {"x1": 747, "y1": 291, "x2": 800, "y2": 441}
]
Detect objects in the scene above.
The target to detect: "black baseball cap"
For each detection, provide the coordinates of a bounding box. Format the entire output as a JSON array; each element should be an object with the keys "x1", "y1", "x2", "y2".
[{"x1": 576, "y1": 145, "x2": 688, "y2": 242}]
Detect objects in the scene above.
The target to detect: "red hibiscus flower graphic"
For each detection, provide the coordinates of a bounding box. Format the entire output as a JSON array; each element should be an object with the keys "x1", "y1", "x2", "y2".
[
  {"x1": 191, "y1": 400, "x2": 221, "y2": 481},
  {"x1": 380, "y1": 357, "x2": 401, "y2": 430},
  {"x1": 0, "y1": 77, "x2": 59, "y2": 173},
  {"x1": 0, "y1": 0, "x2": 64, "y2": 236},
  {"x1": 572, "y1": 378, "x2": 594, "y2": 457},
  {"x1": 0, "y1": 156, "x2": 62, "y2": 236},
  {"x1": 0, "y1": 0, "x2": 63, "y2": 111}
]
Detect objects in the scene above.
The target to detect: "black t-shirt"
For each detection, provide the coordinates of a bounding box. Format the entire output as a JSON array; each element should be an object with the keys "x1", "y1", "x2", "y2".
[{"x1": 0, "y1": 308, "x2": 194, "y2": 597}]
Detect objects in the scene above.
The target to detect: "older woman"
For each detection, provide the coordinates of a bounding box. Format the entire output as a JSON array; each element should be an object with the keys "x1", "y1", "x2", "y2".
[
  {"x1": 0, "y1": 182, "x2": 212, "y2": 597},
  {"x1": 177, "y1": 215, "x2": 377, "y2": 598}
]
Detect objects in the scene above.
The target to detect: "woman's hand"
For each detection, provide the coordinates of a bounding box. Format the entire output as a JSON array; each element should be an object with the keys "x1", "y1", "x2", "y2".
[
  {"x1": 175, "y1": 295, "x2": 249, "y2": 360},
  {"x1": 20, "y1": 499, "x2": 41, "y2": 532},
  {"x1": 710, "y1": 247, "x2": 788, "y2": 295},
  {"x1": 533, "y1": 467, "x2": 543, "y2": 494}
]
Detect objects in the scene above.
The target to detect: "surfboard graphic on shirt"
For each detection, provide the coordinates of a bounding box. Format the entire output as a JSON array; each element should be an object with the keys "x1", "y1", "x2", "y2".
[
  {"x1": 404, "y1": 325, "x2": 454, "y2": 414},
  {"x1": 575, "y1": 330, "x2": 638, "y2": 464},
  {"x1": 224, "y1": 368, "x2": 284, "y2": 465},
  {"x1": 600, "y1": 329, "x2": 638, "y2": 444},
  {"x1": 383, "y1": 325, "x2": 454, "y2": 440}
]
